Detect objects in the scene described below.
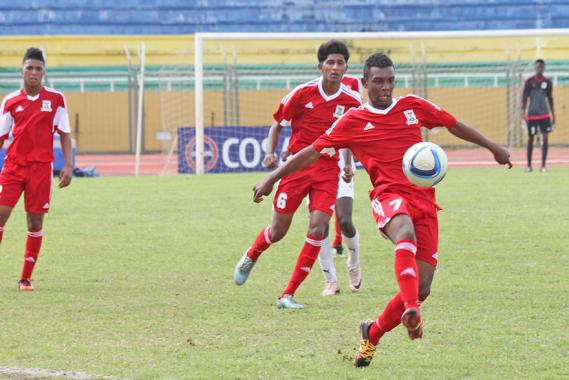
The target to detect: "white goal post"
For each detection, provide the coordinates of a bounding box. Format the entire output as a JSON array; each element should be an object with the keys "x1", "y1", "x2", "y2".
[{"x1": 193, "y1": 29, "x2": 569, "y2": 175}]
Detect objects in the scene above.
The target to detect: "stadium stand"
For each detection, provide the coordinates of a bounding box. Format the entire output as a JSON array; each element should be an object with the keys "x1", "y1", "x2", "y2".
[{"x1": 0, "y1": 0, "x2": 567, "y2": 34}]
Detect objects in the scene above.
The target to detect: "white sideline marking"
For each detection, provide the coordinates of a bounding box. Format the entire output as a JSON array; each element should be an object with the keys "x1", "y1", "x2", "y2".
[
  {"x1": 450, "y1": 159, "x2": 569, "y2": 167},
  {"x1": 0, "y1": 365, "x2": 131, "y2": 379}
]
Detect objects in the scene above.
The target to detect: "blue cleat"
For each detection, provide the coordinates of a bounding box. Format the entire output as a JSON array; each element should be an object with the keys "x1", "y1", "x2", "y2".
[
  {"x1": 276, "y1": 294, "x2": 304, "y2": 309},
  {"x1": 234, "y1": 250, "x2": 255, "y2": 285}
]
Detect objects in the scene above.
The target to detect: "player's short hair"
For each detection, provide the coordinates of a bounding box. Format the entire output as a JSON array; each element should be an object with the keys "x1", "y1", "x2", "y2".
[
  {"x1": 317, "y1": 40, "x2": 350, "y2": 63},
  {"x1": 535, "y1": 59, "x2": 545, "y2": 65},
  {"x1": 363, "y1": 53, "x2": 394, "y2": 77},
  {"x1": 23, "y1": 47, "x2": 45, "y2": 64}
]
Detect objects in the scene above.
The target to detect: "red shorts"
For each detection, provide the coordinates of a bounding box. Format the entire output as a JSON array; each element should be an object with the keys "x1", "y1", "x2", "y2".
[
  {"x1": 273, "y1": 159, "x2": 339, "y2": 216},
  {"x1": 0, "y1": 161, "x2": 53, "y2": 214},
  {"x1": 370, "y1": 192, "x2": 439, "y2": 267}
]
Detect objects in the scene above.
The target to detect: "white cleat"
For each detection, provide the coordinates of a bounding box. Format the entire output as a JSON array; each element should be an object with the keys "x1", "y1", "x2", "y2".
[
  {"x1": 321, "y1": 282, "x2": 340, "y2": 296},
  {"x1": 348, "y1": 266, "x2": 362, "y2": 292}
]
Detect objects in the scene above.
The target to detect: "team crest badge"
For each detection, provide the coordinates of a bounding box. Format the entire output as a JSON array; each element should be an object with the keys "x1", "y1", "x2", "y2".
[
  {"x1": 41, "y1": 100, "x2": 52, "y2": 112},
  {"x1": 541, "y1": 82, "x2": 548, "y2": 89},
  {"x1": 404, "y1": 109, "x2": 419, "y2": 125},
  {"x1": 333, "y1": 105, "x2": 345, "y2": 118}
]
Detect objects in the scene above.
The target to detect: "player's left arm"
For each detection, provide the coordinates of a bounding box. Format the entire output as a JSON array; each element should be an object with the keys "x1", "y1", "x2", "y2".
[
  {"x1": 54, "y1": 94, "x2": 73, "y2": 188},
  {"x1": 341, "y1": 149, "x2": 354, "y2": 183},
  {"x1": 450, "y1": 121, "x2": 512, "y2": 168},
  {"x1": 59, "y1": 133, "x2": 73, "y2": 188},
  {"x1": 547, "y1": 80, "x2": 555, "y2": 125}
]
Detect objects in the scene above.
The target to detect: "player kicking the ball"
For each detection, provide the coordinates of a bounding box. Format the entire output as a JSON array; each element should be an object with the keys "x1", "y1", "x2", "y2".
[
  {"x1": 252, "y1": 53, "x2": 511, "y2": 364},
  {"x1": 0, "y1": 48, "x2": 73, "y2": 291},
  {"x1": 233, "y1": 40, "x2": 361, "y2": 309}
]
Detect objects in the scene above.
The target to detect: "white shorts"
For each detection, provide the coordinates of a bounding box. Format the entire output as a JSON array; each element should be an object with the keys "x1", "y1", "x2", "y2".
[{"x1": 337, "y1": 149, "x2": 356, "y2": 199}]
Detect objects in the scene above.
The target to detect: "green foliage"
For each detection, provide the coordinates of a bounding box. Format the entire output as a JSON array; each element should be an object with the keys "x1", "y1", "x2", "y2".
[{"x1": 0, "y1": 168, "x2": 567, "y2": 379}]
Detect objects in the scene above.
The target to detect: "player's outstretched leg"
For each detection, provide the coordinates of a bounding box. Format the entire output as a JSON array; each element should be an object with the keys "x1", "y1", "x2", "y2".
[
  {"x1": 318, "y1": 236, "x2": 340, "y2": 296},
  {"x1": 355, "y1": 319, "x2": 377, "y2": 367}
]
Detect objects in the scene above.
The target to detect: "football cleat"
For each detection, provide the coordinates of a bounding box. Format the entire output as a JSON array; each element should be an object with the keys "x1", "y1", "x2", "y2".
[
  {"x1": 321, "y1": 282, "x2": 340, "y2": 296},
  {"x1": 348, "y1": 266, "x2": 362, "y2": 292},
  {"x1": 540, "y1": 166, "x2": 548, "y2": 173},
  {"x1": 333, "y1": 244, "x2": 344, "y2": 256},
  {"x1": 401, "y1": 307, "x2": 423, "y2": 340},
  {"x1": 355, "y1": 319, "x2": 376, "y2": 367},
  {"x1": 233, "y1": 249, "x2": 255, "y2": 285},
  {"x1": 18, "y1": 279, "x2": 34, "y2": 291},
  {"x1": 276, "y1": 294, "x2": 304, "y2": 309},
  {"x1": 525, "y1": 166, "x2": 533, "y2": 173}
]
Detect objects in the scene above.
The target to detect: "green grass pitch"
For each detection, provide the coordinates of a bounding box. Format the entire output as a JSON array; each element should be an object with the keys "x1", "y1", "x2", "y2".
[{"x1": 0, "y1": 167, "x2": 567, "y2": 379}]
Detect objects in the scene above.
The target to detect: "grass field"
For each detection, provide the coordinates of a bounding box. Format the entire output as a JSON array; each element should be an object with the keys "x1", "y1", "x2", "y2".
[{"x1": 0, "y1": 167, "x2": 567, "y2": 379}]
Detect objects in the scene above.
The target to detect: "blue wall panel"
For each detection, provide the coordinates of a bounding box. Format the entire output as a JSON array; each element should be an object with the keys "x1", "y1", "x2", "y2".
[{"x1": 0, "y1": 0, "x2": 566, "y2": 34}]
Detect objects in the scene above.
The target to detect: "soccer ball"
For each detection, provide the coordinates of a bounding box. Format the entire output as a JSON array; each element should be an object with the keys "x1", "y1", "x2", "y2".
[{"x1": 402, "y1": 142, "x2": 448, "y2": 187}]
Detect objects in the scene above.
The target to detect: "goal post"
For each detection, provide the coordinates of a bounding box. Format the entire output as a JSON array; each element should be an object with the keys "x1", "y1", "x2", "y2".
[{"x1": 189, "y1": 30, "x2": 569, "y2": 175}]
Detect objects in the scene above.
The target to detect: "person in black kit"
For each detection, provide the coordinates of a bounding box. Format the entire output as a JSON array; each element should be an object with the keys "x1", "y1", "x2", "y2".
[{"x1": 521, "y1": 59, "x2": 556, "y2": 172}]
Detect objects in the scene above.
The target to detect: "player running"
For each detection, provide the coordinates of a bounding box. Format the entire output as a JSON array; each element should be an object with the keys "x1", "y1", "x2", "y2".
[
  {"x1": 252, "y1": 53, "x2": 511, "y2": 365},
  {"x1": 233, "y1": 40, "x2": 361, "y2": 309},
  {"x1": 0, "y1": 48, "x2": 73, "y2": 291}
]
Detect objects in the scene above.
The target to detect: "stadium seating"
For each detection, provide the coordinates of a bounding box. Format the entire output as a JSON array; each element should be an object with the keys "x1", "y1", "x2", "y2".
[{"x1": 0, "y1": 0, "x2": 567, "y2": 34}]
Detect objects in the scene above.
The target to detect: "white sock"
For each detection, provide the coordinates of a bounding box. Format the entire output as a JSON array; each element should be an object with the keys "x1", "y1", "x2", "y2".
[
  {"x1": 343, "y1": 230, "x2": 360, "y2": 270},
  {"x1": 318, "y1": 236, "x2": 337, "y2": 283}
]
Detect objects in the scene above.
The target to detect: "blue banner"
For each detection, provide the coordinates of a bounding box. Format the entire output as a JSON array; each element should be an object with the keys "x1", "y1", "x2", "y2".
[{"x1": 178, "y1": 126, "x2": 292, "y2": 173}]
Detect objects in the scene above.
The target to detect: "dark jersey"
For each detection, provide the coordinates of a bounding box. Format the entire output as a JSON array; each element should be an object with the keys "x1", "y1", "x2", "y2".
[{"x1": 522, "y1": 75, "x2": 553, "y2": 119}]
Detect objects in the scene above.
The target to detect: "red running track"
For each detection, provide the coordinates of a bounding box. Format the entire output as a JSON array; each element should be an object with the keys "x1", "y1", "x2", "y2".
[{"x1": 75, "y1": 147, "x2": 569, "y2": 176}]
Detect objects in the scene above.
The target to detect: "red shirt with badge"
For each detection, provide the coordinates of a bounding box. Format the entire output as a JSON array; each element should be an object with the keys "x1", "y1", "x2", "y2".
[
  {"x1": 0, "y1": 86, "x2": 71, "y2": 165},
  {"x1": 273, "y1": 76, "x2": 362, "y2": 161},
  {"x1": 312, "y1": 95, "x2": 457, "y2": 205}
]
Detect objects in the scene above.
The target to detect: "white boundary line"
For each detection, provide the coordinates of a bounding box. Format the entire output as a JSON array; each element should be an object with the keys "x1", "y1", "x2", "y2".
[
  {"x1": 0, "y1": 365, "x2": 132, "y2": 380},
  {"x1": 450, "y1": 159, "x2": 569, "y2": 167},
  {"x1": 196, "y1": 29, "x2": 569, "y2": 40}
]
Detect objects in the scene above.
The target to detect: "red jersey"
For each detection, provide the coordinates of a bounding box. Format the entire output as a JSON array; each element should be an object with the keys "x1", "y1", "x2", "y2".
[
  {"x1": 312, "y1": 95, "x2": 457, "y2": 205},
  {"x1": 0, "y1": 86, "x2": 71, "y2": 165},
  {"x1": 341, "y1": 74, "x2": 363, "y2": 98},
  {"x1": 273, "y1": 77, "x2": 361, "y2": 160}
]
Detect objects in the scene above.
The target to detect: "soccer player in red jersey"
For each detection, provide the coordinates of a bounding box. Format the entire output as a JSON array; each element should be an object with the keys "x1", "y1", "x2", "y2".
[
  {"x1": 252, "y1": 52, "x2": 511, "y2": 363},
  {"x1": 0, "y1": 48, "x2": 73, "y2": 291},
  {"x1": 233, "y1": 40, "x2": 361, "y2": 309}
]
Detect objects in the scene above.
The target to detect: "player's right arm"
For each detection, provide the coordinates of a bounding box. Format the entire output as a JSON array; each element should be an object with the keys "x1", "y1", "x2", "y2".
[
  {"x1": 263, "y1": 85, "x2": 305, "y2": 169},
  {"x1": 0, "y1": 95, "x2": 14, "y2": 143},
  {"x1": 520, "y1": 78, "x2": 530, "y2": 118},
  {"x1": 341, "y1": 149, "x2": 354, "y2": 183}
]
